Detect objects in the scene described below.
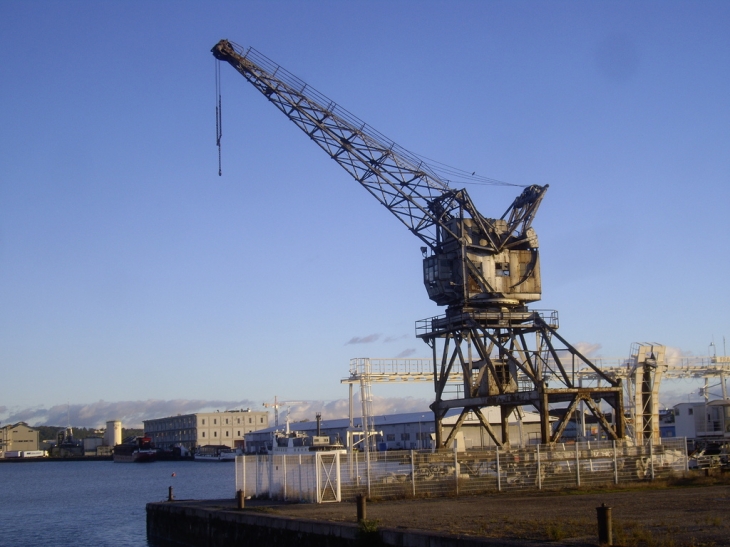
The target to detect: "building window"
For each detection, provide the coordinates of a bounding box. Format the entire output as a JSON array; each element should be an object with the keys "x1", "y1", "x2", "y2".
[
  {"x1": 249, "y1": 418, "x2": 252, "y2": 424},
  {"x1": 689, "y1": 408, "x2": 694, "y2": 415},
  {"x1": 401, "y1": 433, "x2": 410, "y2": 441},
  {"x1": 260, "y1": 418, "x2": 264, "y2": 423},
  {"x1": 214, "y1": 431, "x2": 217, "y2": 437},
  {"x1": 225, "y1": 431, "x2": 229, "y2": 437},
  {"x1": 214, "y1": 419, "x2": 217, "y2": 425},
  {"x1": 237, "y1": 419, "x2": 241, "y2": 424},
  {"x1": 237, "y1": 431, "x2": 241, "y2": 436},
  {"x1": 202, "y1": 432, "x2": 206, "y2": 438},
  {"x1": 386, "y1": 434, "x2": 395, "y2": 442},
  {"x1": 225, "y1": 419, "x2": 228, "y2": 424},
  {"x1": 202, "y1": 419, "x2": 206, "y2": 425}
]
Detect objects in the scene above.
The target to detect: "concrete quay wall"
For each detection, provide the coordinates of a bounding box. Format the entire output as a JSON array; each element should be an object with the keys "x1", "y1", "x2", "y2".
[{"x1": 146, "y1": 500, "x2": 546, "y2": 547}]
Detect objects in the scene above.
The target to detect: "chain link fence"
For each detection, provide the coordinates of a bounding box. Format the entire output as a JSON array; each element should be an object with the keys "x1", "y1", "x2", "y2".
[{"x1": 235, "y1": 438, "x2": 688, "y2": 503}]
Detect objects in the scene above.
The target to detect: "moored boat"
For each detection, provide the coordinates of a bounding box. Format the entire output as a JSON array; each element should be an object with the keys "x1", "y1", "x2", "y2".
[{"x1": 113, "y1": 436, "x2": 157, "y2": 463}]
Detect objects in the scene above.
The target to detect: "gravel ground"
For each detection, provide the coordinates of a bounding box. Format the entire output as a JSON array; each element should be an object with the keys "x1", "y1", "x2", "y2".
[{"x1": 254, "y1": 480, "x2": 730, "y2": 546}]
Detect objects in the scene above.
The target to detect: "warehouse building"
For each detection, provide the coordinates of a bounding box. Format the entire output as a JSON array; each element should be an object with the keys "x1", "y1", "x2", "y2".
[
  {"x1": 144, "y1": 409, "x2": 269, "y2": 451},
  {"x1": 245, "y1": 408, "x2": 545, "y2": 454},
  {"x1": 1, "y1": 422, "x2": 40, "y2": 457}
]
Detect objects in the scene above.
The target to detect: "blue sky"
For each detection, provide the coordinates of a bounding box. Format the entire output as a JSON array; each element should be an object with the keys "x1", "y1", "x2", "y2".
[{"x1": 1, "y1": 1, "x2": 728, "y2": 427}]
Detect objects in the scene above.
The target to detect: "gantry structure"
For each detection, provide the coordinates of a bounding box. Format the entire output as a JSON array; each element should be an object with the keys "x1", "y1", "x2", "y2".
[{"x1": 577, "y1": 344, "x2": 730, "y2": 441}]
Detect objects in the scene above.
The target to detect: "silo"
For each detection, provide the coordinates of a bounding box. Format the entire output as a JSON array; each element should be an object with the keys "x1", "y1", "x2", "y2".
[{"x1": 105, "y1": 420, "x2": 122, "y2": 447}]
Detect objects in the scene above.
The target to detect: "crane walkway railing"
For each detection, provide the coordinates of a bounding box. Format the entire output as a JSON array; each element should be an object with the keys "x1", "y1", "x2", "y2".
[{"x1": 415, "y1": 309, "x2": 559, "y2": 336}]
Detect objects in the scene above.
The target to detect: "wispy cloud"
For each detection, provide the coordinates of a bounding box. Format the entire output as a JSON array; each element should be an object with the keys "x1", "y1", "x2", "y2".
[
  {"x1": 346, "y1": 333, "x2": 380, "y2": 345},
  {"x1": 384, "y1": 334, "x2": 408, "y2": 343},
  {"x1": 0, "y1": 396, "x2": 433, "y2": 430},
  {"x1": 573, "y1": 342, "x2": 602, "y2": 358},
  {"x1": 282, "y1": 396, "x2": 431, "y2": 422},
  {"x1": 1, "y1": 399, "x2": 259, "y2": 429},
  {"x1": 664, "y1": 345, "x2": 693, "y2": 366},
  {"x1": 395, "y1": 348, "x2": 417, "y2": 358},
  {"x1": 369, "y1": 396, "x2": 431, "y2": 416}
]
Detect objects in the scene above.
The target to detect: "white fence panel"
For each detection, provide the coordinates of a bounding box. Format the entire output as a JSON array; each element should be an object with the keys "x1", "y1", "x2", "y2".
[{"x1": 235, "y1": 438, "x2": 688, "y2": 503}]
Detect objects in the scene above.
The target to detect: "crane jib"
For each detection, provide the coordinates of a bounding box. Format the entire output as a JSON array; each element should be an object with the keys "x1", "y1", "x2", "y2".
[{"x1": 212, "y1": 39, "x2": 547, "y2": 312}]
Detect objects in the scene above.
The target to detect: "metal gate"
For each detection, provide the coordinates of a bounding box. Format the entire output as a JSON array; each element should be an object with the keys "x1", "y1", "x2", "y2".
[{"x1": 315, "y1": 452, "x2": 341, "y2": 503}]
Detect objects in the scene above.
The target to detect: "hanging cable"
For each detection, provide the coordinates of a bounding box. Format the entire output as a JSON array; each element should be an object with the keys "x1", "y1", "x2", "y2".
[
  {"x1": 215, "y1": 59, "x2": 223, "y2": 176},
  {"x1": 411, "y1": 151, "x2": 526, "y2": 188}
]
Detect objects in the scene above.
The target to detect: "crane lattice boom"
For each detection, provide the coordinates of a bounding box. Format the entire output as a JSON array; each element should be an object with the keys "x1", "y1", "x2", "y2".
[{"x1": 212, "y1": 39, "x2": 548, "y2": 311}]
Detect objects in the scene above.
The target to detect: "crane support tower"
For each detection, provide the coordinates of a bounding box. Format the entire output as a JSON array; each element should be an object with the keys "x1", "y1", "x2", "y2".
[{"x1": 212, "y1": 39, "x2": 624, "y2": 447}]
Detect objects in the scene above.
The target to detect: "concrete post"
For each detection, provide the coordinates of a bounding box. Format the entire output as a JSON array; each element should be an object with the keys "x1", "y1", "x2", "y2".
[
  {"x1": 649, "y1": 441, "x2": 655, "y2": 480},
  {"x1": 168, "y1": 486, "x2": 174, "y2": 501},
  {"x1": 410, "y1": 450, "x2": 416, "y2": 498},
  {"x1": 453, "y1": 440, "x2": 459, "y2": 495},
  {"x1": 283, "y1": 455, "x2": 287, "y2": 500},
  {"x1": 496, "y1": 446, "x2": 501, "y2": 492},
  {"x1": 236, "y1": 489, "x2": 245, "y2": 509}
]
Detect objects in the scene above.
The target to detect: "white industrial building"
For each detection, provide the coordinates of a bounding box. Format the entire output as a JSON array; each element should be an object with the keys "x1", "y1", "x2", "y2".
[
  {"x1": 144, "y1": 409, "x2": 269, "y2": 451},
  {"x1": 245, "y1": 408, "x2": 546, "y2": 454},
  {"x1": 674, "y1": 399, "x2": 730, "y2": 441}
]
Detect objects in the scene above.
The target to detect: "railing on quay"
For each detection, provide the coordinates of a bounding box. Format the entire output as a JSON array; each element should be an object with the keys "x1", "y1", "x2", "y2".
[{"x1": 235, "y1": 437, "x2": 688, "y2": 503}]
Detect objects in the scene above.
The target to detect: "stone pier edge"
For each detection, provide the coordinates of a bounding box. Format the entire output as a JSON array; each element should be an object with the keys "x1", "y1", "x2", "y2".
[{"x1": 146, "y1": 501, "x2": 578, "y2": 547}]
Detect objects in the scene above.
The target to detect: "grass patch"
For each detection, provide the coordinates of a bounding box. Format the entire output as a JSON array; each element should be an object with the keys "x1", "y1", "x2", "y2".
[
  {"x1": 544, "y1": 521, "x2": 567, "y2": 541},
  {"x1": 613, "y1": 520, "x2": 678, "y2": 547},
  {"x1": 665, "y1": 472, "x2": 730, "y2": 488}
]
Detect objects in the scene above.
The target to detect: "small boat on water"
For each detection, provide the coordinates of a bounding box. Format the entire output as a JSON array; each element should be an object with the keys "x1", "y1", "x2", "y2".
[
  {"x1": 113, "y1": 436, "x2": 157, "y2": 463},
  {"x1": 194, "y1": 444, "x2": 242, "y2": 462}
]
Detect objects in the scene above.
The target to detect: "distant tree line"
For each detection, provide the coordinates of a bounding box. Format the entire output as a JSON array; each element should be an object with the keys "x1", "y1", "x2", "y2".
[{"x1": 35, "y1": 426, "x2": 143, "y2": 442}]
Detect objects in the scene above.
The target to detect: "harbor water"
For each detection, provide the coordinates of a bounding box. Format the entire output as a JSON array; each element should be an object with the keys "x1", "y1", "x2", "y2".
[{"x1": 0, "y1": 460, "x2": 234, "y2": 546}]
